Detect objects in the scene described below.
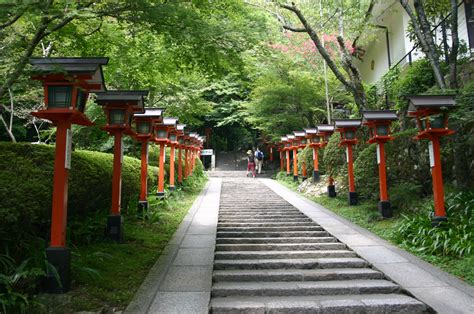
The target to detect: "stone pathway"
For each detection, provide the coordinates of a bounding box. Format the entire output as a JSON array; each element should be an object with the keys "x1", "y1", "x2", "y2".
[
  {"x1": 126, "y1": 175, "x2": 474, "y2": 313},
  {"x1": 210, "y1": 178, "x2": 426, "y2": 313}
]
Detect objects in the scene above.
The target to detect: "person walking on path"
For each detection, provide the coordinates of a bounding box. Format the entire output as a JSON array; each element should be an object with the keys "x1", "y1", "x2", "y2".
[
  {"x1": 246, "y1": 150, "x2": 256, "y2": 178},
  {"x1": 255, "y1": 147, "x2": 264, "y2": 174}
]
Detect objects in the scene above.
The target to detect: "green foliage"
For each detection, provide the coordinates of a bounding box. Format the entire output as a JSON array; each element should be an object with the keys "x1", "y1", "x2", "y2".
[
  {"x1": 0, "y1": 254, "x2": 45, "y2": 313},
  {"x1": 298, "y1": 146, "x2": 313, "y2": 175},
  {"x1": 389, "y1": 182, "x2": 423, "y2": 213},
  {"x1": 392, "y1": 59, "x2": 437, "y2": 110},
  {"x1": 322, "y1": 133, "x2": 346, "y2": 178},
  {"x1": 393, "y1": 192, "x2": 473, "y2": 258},
  {"x1": 353, "y1": 144, "x2": 378, "y2": 201},
  {"x1": 0, "y1": 143, "x2": 157, "y2": 255}
]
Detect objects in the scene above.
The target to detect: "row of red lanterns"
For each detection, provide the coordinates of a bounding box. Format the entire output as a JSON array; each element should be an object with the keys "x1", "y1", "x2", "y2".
[
  {"x1": 29, "y1": 57, "x2": 204, "y2": 293},
  {"x1": 275, "y1": 96, "x2": 456, "y2": 227}
]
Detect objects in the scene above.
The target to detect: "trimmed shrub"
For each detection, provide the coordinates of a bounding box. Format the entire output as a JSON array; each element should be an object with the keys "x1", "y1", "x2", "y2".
[
  {"x1": 354, "y1": 144, "x2": 378, "y2": 201},
  {"x1": 0, "y1": 143, "x2": 157, "y2": 254}
]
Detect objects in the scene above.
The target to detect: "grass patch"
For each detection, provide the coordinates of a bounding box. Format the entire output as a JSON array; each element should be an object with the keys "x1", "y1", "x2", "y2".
[
  {"x1": 275, "y1": 176, "x2": 474, "y2": 286},
  {"x1": 45, "y1": 177, "x2": 207, "y2": 313}
]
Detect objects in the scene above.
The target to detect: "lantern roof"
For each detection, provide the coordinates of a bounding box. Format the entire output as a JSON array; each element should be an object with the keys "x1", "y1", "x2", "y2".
[
  {"x1": 189, "y1": 132, "x2": 198, "y2": 138},
  {"x1": 406, "y1": 95, "x2": 456, "y2": 112},
  {"x1": 334, "y1": 119, "x2": 362, "y2": 128},
  {"x1": 30, "y1": 57, "x2": 109, "y2": 92},
  {"x1": 163, "y1": 117, "x2": 178, "y2": 126},
  {"x1": 96, "y1": 90, "x2": 148, "y2": 112},
  {"x1": 361, "y1": 110, "x2": 398, "y2": 122},
  {"x1": 286, "y1": 134, "x2": 295, "y2": 140},
  {"x1": 177, "y1": 124, "x2": 186, "y2": 131},
  {"x1": 281, "y1": 136, "x2": 288, "y2": 142},
  {"x1": 293, "y1": 131, "x2": 305, "y2": 137},
  {"x1": 134, "y1": 108, "x2": 164, "y2": 118},
  {"x1": 304, "y1": 128, "x2": 318, "y2": 134},
  {"x1": 317, "y1": 125, "x2": 335, "y2": 132}
]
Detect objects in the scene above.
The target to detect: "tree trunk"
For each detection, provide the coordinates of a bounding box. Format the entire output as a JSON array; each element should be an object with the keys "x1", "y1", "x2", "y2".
[
  {"x1": 399, "y1": 0, "x2": 447, "y2": 89},
  {"x1": 280, "y1": 3, "x2": 367, "y2": 109},
  {"x1": 448, "y1": 0, "x2": 459, "y2": 89}
]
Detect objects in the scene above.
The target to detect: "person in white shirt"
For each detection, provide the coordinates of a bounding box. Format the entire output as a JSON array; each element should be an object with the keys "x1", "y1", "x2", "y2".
[{"x1": 254, "y1": 148, "x2": 264, "y2": 174}]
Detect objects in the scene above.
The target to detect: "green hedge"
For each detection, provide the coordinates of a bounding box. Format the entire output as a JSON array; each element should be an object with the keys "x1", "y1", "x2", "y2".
[{"x1": 0, "y1": 143, "x2": 158, "y2": 253}]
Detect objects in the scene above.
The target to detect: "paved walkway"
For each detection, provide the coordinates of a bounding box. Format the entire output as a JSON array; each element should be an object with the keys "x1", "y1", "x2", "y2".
[{"x1": 126, "y1": 176, "x2": 474, "y2": 313}]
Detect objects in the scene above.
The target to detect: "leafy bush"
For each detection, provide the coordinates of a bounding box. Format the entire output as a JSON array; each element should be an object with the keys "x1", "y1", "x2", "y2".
[
  {"x1": 392, "y1": 59, "x2": 437, "y2": 110},
  {"x1": 393, "y1": 191, "x2": 473, "y2": 257},
  {"x1": 322, "y1": 133, "x2": 346, "y2": 178},
  {"x1": 0, "y1": 143, "x2": 158, "y2": 254},
  {"x1": 389, "y1": 182, "x2": 423, "y2": 213},
  {"x1": 354, "y1": 144, "x2": 378, "y2": 201}
]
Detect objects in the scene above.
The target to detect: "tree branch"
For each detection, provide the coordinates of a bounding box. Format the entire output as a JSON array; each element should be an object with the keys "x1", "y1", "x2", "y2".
[
  {"x1": 0, "y1": 11, "x2": 24, "y2": 30},
  {"x1": 279, "y1": 2, "x2": 354, "y2": 92},
  {"x1": 282, "y1": 25, "x2": 306, "y2": 32}
]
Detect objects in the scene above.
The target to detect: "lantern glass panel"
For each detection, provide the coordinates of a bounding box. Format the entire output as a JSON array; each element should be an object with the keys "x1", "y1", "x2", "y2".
[
  {"x1": 137, "y1": 122, "x2": 151, "y2": 134},
  {"x1": 48, "y1": 86, "x2": 73, "y2": 108},
  {"x1": 345, "y1": 130, "x2": 355, "y2": 140},
  {"x1": 128, "y1": 112, "x2": 133, "y2": 126},
  {"x1": 185, "y1": 139, "x2": 190, "y2": 145},
  {"x1": 156, "y1": 129, "x2": 168, "y2": 139},
  {"x1": 285, "y1": 143, "x2": 290, "y2": 147},
  {"x1": 429, "y1": 114, "x2": 445, "y2": 129},
  {"x1": 376, "y1": 125, "x2": 389, "y2": 136},
  {"x1": 178, "y1": 137, "x2": 184, "y2": 144},
  {"x1": 109, "y1": 109, "x2": 126, "y2": 125},
  {"x1": 169, "y1": 134, "x2": 177, "y2": 141},
  {"x1": 420, "y1": 119, "x2": 427, "y2": 130},
  {"x1": 325, "y1": 135, "x2": 330, "y2": 142},
  {"x1": 76, "y1": 90, "x2": 87, "y2": 113},
  {"x1": 312, "y1": 137, "x2": 320, "y2": 143}
]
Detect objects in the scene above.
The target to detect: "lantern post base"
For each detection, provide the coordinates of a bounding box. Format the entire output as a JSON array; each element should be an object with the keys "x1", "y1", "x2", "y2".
[
  {"x1": 156, "y1": 191, "x2": 165, "y2": 199},
  {"x1": 137, "y1": 201, "x2": 148, "y2": 218},
  {"x1": 348, "y1": 192, "x2": 358, "y2": 206},
  {"x1": 44, "y1": 247, "x2": 71, "y2": 293},
  {"x1": 169, "y1": 186, "x2": 175, "y2": 191},
  {"x1": 106, "y1": 215, "x2": 123, "y2": 243},
  {"x1": 378, "y1": 200, "x2": 392, "y2": 218},
  {"x1": 313, "y1": 171, "x2": 320, "y2": 183},
  {"x1": 431, "y1": 216, "x2": 448, "y2": 227},
  {"x1": 327, "y1": 185, "x2": 336, "y2": 198},
  {"x1": 286, "y1": 173, "x2": 291, "y2": 177},
  {"x1": 293, "y1": 175, "x2": 299, "y2": 182}
]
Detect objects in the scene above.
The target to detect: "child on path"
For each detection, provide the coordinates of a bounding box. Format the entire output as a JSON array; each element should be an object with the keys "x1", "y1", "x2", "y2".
[{"x1": 246, "y1": 150, "x2": 256, "y2": 178}]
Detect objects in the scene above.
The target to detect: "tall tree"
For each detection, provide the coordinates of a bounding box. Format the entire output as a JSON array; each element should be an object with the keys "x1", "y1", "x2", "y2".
[
  {"x1": 277, "y1": 1, "x2": 374, "y2": 110},
  {"x1": 399, "y1": 0, "x2": 460, "y2": 89}
]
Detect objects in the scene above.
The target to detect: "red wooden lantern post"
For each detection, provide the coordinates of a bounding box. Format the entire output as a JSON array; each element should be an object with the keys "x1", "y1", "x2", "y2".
[
  {"x1": 163, "y1": 118, "x2": 178, "y2": 191},
  {"x1": 362, "y1": 110, "x2": 398, "y2": 218},
  {"x1": 335, "y1": 119, "x2": 362, "y2": 206},
  {"x1": 407, "y1": 95, "x2": 456, "y2": 226},
  {"x1": 317, "y1": 125, "x2": 336, "y2": 197},
  {"x1": 278, "y1": 141, "x2": 285, "y2": 172},
  {"x1": 281, "y1": 137, "x2": 291, "y2": 175},
  {"x1": 285, "y1": 134, "x2": 297, "y2": 180},
  {"x1": 133, "y1": 109, "x2": 164, "y2": 215},
  {"x1": 154, "y1": 121, "x2": 170, "y2": 198},
  {"x1": 294, "y1": 131, "x2": 307, "y2": 180},
  {"x1": 183, "y1": 132, "x2": 191, "y2": 178},
  {"x1": 189, "y1": 132, "x2": 198, "y2": 174},
  {"x1": 30, "y1": 57, "x2": 108, "y2": 293},
  {"x1": 305, "y1": 128, "x2": 322, "y2": 183},
  {"x1": 177, "y1": 124, "x2": 186, "y2": 185},
  {"x1": 97, "y1": 90, "x2": 147, "y2": 242}
]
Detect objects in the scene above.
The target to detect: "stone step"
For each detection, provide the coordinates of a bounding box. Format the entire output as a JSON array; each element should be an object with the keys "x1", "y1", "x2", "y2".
[
  {"x1": 213, "y1": 268, "x2": 384, "y2": 282},
  {"x1": 214, "y1": 250, "x2": 357, "y2": 260},
  {"x1": 218, "y1": 212, "x2": 304, "y2": 216},
  {"x1": 215, "y1": 242, "x2": 346, "y2": 251},
  {"x1": 214, "y1": 257, "x2": 369, "y2": 270},
  {"x1": 217, "y1": 226, "x2": 324, "y2": 232},
  {"x1": 211, "y1": 280, "x2": 401, "y2": 297},
  {"x1": 216, "y1": 237, "x2": 338, "y2": 244},
  {"x1": 210, "y1": 294, "x2": 427, "y2": 313},
  {"x1": 216, "y1": 231, "x2": 329, "y2": 238},
  {"x1": 218, "y1": 218, "x2": 314, "y2": 223},
  {"x1": 218, "y1": 222, "x2": 316, "y2": 227}
]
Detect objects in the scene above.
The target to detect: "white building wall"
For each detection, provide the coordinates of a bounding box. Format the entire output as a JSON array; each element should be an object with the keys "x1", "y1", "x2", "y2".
[{"x1": 357, "y1": 1, "x2": 470, "y2": 84}]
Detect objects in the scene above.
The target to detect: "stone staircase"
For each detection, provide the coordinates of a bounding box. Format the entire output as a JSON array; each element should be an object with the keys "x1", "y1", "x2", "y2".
[{"x1": 210, "y1": 178, "x2": 427, "y2": 313}]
